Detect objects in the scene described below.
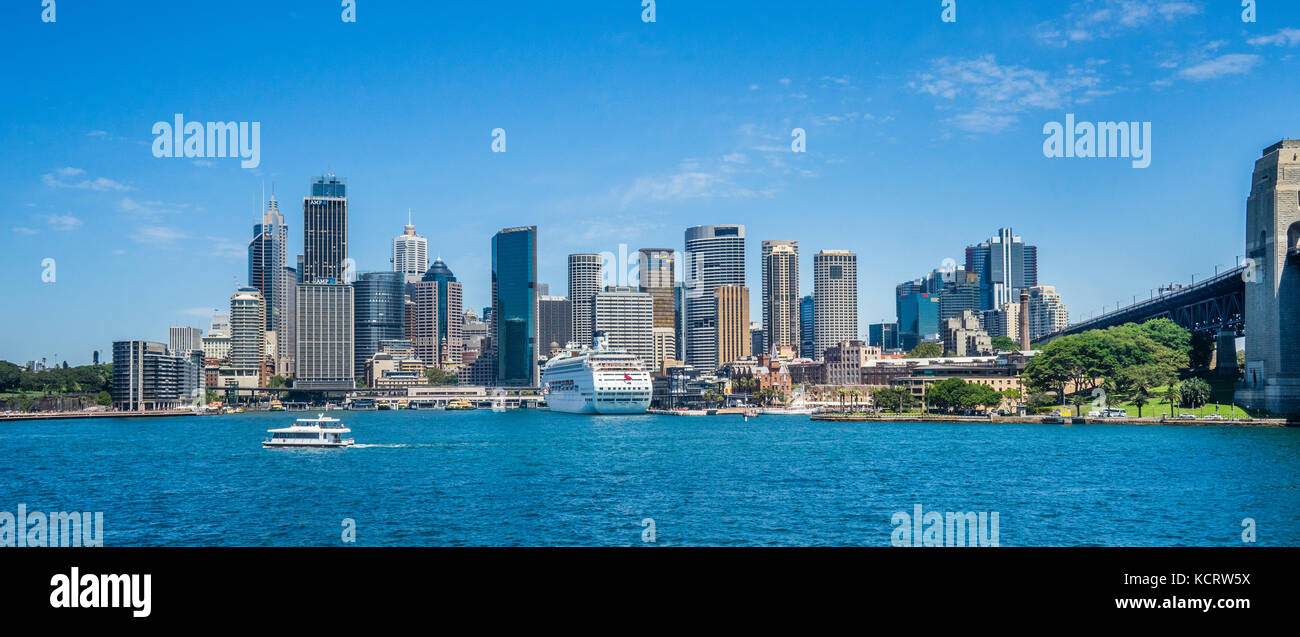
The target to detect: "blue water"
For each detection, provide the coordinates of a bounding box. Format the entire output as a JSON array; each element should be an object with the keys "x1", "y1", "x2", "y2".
[{"x1": 3, "y1": 411, "x2": 1298, "y2": 546}]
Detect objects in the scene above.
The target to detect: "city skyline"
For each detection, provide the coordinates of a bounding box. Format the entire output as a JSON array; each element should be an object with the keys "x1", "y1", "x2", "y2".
[{"x1": 5, "y1": 1, "x2": 1299, "y2": 364}]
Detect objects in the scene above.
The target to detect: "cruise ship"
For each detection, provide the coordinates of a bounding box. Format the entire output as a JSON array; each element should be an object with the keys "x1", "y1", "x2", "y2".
[{"x1": 541, "y1": 334, "x2": 652, "y2": 414}]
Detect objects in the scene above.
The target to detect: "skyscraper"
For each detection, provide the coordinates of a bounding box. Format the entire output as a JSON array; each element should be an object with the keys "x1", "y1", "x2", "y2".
[
  {"x1": 1026, "y1": 286, "x2": 1069, "y2": 343},
  {"x1": 230, "y1": 286, "x2": 266, "y2": 386},
  {"x1": 868, "y1": 322, "x2": 899, "y2": 350},
  {"x1": 593, "y1": 287, "x2": 654, "y2": 368},
  {"x1": 568, "y1": 253, "x2": 602, "y2": 348},
  {"x1": 684, "y1": 224, "x2": 745, "y2": 370},
  {"x1": 302, "y1": 174, "x2": 348, "y2": 282},
  {"x1": 295, "y1": 283, "x2": 355, "y2": 390},
  {"x1": 168, "y1": 326, "x2": 203, "y2": 355},
  {"x1": 353, "y1": 272, "x2": 405, "y2": 378},
  {"x1": 637, "y1": 248, "x2": 675, "y2": 328},
  {"x1": 714, "y1": 285, "x2": 751, "y2": 366},
  {"x1": 249, "y1": 194, "x2": 289, "y2": 369},
  {"x1": 965, "y1": 228, "x2": 1038, "y2": 310},
  {"x1": 112, "y1": 341, "x2": 184, "y2": 412},
  {"x1": 812, "y1": 250, "x2": 857, "y2": 361},
  {"x1": 799, "y1": 295, "x2": 815, "y2": 358},
  {"x1": 762, "y1": 241, "x2": 799, "y2": 356},
  {"x1": 537, "y1": 295, "x2": 572, "y2": 354},
  {"x1": 896, "y1": 278, "x2": 941, "y2": 352},
  {"x1": 415, "y1": 258, "x2": 464, "y2": 367},
  {"x1": 493, "y1": 227, "x2": 538, "y2": 386},
  {"x1": 392, "y1": 210, "x2": 428, "y2": 284}
]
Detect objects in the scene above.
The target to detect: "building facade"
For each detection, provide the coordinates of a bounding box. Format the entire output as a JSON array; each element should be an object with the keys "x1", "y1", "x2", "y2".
[
  {"x1": 392, "y1": 211, "x2": 428, "y2": 284},
  {"x1": 593, "y1": 287, "x2": 655, "y2": 367},
  {"x1": 1026, "y1": 285, "x2": 1069, "y2": 343},
  {"x1": 249, "y1": 195, "x2": 290, "y2": 369},
  {"x1": 966, "y1": 228, "x2": 1038, "y2": 311},
  {"x1": 493, "y1": 226, "x2": 538, "y2": 386},
  {"x1": 229, "y1": 286, "x2": 266, "y2": 386},
  {"x1": 112, "y1": 340, "x2": 184, "y2": 411},
  {"x1": 295, "y1": 283, "x2": 355, "y2": 389},
  {"x1": 762, "y1": 241, "x2": 800, "y2": 357},
  {"x1": 538, "y1": 295, "x2": 572, "y2": 355},
  {"x1": 714, "y1": 285, "x2": 751, "y2": 366},
  {"x1": 568, "y1": 253, "x2": 602, "y2": 349},
  {"x1": 353, "y1": 272, "x2": 405, "y2": 378},
  {"x1": 684, "y1": 225, "x2": 746, "y2": 370},
  {"x1": 812, "y1": 250, "x2": 858, "y2": 360},
  {"x1": 301, "y1": 174, "x2": 349, "y2": 283}
]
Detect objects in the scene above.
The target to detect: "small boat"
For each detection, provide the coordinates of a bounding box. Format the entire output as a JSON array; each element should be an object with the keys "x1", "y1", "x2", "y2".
[
  {"x1": 268, "y1": 399, "x2": 285, "y2": 412},
  {"x1": 446, "y1": 399, "x2": 474, "y2": 410},
  {"x1": 263, "y1": 414, "x2": 354, "y2": 449}
]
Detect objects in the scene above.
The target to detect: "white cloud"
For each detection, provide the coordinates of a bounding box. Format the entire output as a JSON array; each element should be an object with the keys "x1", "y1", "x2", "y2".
[
  {"x1": 119, "y1": 197, "x2": 192, "y2": 217},
  {"x1": 179, "y1": 307, "x2": 217, "y2": 317},
  {"x1": 45, "y1": 215, "x2": 83, "y2": 231},
  {"x1": 134, "y1": 225, "x2": 190, "y2": 245},
  {"x1": 207, "y1": 236, "x2": 245, "y2": 260},
  {"x1": 12, "y1": 227, "x2": 39, "y2": 235},
  {"x1": 913, "y1": 55, "x2": 1102, "y2": 133},
  {"x1": 42, "y1": 167, "x2": 130, "y2": 192},
  {"x1": 1035, "y1": 0, "x2": 1202, "y2": 46},
  {"x1": 86, "y1": 130, "x2": 108, "y2": 137},
  {"x1": 1177, "y1": 54, "x2": 1261, "y2": 81},
  {"x1": 1248, "y1": 28, "x2": 1300, "y2": 48}
]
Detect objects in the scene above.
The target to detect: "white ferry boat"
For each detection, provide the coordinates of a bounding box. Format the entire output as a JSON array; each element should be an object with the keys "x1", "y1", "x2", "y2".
[
  {"x1": 541, "y1": 334, "x2": 652, "y2": 415},
  {"x1": 263, "y1": 414, "x2": 355, "y2": 449}
]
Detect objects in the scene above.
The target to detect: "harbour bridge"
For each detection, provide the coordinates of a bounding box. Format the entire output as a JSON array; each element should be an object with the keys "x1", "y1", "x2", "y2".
[{"x1": 1046, "y1": 263, "x2": 1247, "y2": 342}]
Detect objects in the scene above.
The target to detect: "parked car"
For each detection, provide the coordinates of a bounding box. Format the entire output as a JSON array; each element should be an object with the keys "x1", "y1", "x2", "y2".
[
  {"x1": 1202, "y1": 414, "x2": 1224, "y2": 420},
  {"x1": 1177, "y1": 413, "x2": 1196, "y2": 419}
]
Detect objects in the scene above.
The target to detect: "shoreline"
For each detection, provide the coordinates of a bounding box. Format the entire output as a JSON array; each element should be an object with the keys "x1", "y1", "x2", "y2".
[{"x1": 810, "y1": 413, "x2": 1294, "y2": 427}]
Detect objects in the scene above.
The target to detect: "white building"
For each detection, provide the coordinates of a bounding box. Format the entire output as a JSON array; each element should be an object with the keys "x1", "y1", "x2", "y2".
[
  {"x1": 568, "y1": 253, "x2": 603, "y2": 348},
  {"x1": 593, "y1": 287, "x2": 654, "y2": 368},
  {"x1": 1027, "y1": 285, "x2": 1069, "y2": 343},
  {"x1": 392, "y1": 210, "x2": 429, "y2": 284}
]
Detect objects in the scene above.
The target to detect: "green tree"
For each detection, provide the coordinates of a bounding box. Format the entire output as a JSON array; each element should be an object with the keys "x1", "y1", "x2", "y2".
[
  {"x1": 1178, "y1": 377, "x2": 1212, "y2": 410},
  {"x1": 906, "y1": 343, "x2": 943, "y2": 359},
  {"x1": 1164, "y1": 385, "x2": 1181, "y2": 417},
  {"x1": 990, "y1": 336, "x2": 1017, "y2": 351},
  {"x1": 95, "y1": 391, "x2": 112, "y2": 407},
  {"x1": 1131, "y1": 388, "x2": 1150, "y2": 417}
]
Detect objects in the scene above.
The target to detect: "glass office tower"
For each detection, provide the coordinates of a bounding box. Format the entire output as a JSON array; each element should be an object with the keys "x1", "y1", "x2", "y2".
[{"x1": 492, "y1": 226, "x2": 538, "y2": 386}]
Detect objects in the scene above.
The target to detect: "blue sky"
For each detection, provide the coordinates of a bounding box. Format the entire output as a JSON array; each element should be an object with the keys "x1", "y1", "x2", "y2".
[{"x1": 3, "y1": 0, "x2": 1298, "y2": 365}]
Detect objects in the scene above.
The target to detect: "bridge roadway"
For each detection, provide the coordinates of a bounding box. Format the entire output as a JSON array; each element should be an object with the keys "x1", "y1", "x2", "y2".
[{"x1": 1045, "y1": 264, "x2": 1246, "y2": 342}]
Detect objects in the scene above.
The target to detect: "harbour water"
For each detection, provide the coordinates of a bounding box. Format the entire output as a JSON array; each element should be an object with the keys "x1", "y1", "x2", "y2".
[{"x1": 4, "y1": 410, "x2": 1298, "y2": 546}]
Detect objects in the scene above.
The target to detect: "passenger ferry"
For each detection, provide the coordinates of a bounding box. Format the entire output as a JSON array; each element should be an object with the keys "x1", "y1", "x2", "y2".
[
  {"x1": 263, "y1": 414, "x2": 355, "y2": 449},
  {"x1": 541, "y1": 334, "x2": 652, "y2": 415}
]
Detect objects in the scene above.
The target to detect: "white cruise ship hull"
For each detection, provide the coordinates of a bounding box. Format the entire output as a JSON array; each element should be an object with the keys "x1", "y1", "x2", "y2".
[{"x1": 542, "y1": 349, "x2": 652, "y2": 415}]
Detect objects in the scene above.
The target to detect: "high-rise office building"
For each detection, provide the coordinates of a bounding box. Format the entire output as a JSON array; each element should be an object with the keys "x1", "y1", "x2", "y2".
[
  {"x1": 1026, "y1": 286, "x2": 1069, "y2": 343},
  {"x1": 812, "y1": 250, "x2": 857, "y2": 361},
  {"x1": 353, "y1": 272, "x2": 405, "y2": 378},
  {"x1": 799, "y1": 295, "x2": 815, "y2": 358},
  {"x1": 943, "y1": 311, "x2": 993, "y2": 357},
  {"x1": 302, "y1": 174, "x2": 348, "y2": 282},
  {"x1": 295, "y1": 283, "x2": 355, "y2": 390},
  {"x1": 714, "y1": 285, "x2": 751, "y2": 366},
  {"x1": 168, "y1": 326, "x2": 203, "y2": 355},
  {"x1": 762, "y1": 241, "x2": 799, "y2": 356},
  {"x1": 538, "y1": 295, "x2": 572, "y2": 354},
  {"x1": 896, "y1": 279, "x2": 941, "y2": 352},
  {"x1": 229, "y1": 286, "x2": 267, "y2": 386},
  {"x1": 201, "y1": 314, "x2": 231, "y2": 362},
  {"x1": 750, "y1": 322, "x2": 764, "y2": 360},
  {"x1": 392, "y1": 210, "x2": 428, "y2": 284},
  {"x1": 415, "y1": 258, "x2": 464, "y2": 368},
  {"x1": 652, "y1": 327, "x2": 677, "y2": 373},
  {"x1": 938, "y1": 270, "x2": 983, "y2": 322},
  {"x1": 568, "y1": 253, "x2": 602, "y2": 349},
  {"x1": 281, "y1": 266, "x2": 297, "y2": 375},
  {"x1": 408, "y1": 281, "x2": 440, "y2": 369},
  {"x1": 868, "y1": 322, "x2": 899, "y2": 351},
  {"x1": 493, "y1": 226, "x2": 538, "y2": 387},
  {"x1": 249, "y1": 194, "x2": 289, "y2": 370},
  {"x1": 965, "y1": 228, "x2": 1038, "y2": 310},
  {"x1": 684, "y1": 224, "x2": 745, "y2": 370},
  {"x1": 593, "y1": 287, "x2": 654, "y2": 367},
  {"x1": 981, "y1": 301, "x2": 1021, "y2": 343},
  {"x1": 637, "y1": 248, "x2": 676, "y2": 329}
]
